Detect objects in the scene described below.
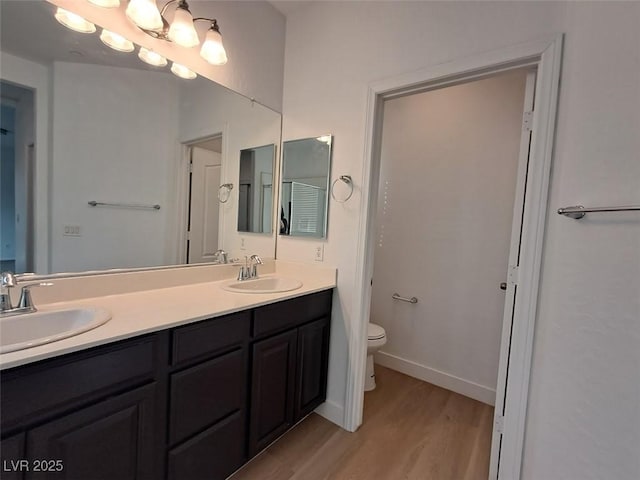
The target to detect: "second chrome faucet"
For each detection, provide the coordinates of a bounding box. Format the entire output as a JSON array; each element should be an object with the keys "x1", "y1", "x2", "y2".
[{"x1": 237, "y1": 255, "x2": 263, "y2": 281}]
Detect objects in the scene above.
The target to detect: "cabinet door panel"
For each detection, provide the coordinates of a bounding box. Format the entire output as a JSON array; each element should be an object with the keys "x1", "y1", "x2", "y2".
[
  {"x1": 167, "y1": 411, "x2": 245, "y2": 480},
  {"x1": 249, "y1": 330, "x2": 297, "y2": 457},
  {"x1": 169, "y1": 349, "x2": 245, "y2": 446},
  {"x1": 1, "y1": 432, "x2": 25, "y2": 480},
  {"x1": 295, "y1": 316, "x2": 330, "y2": 421},
  {"x1": 26, "y1": 384, "x2": 159, "y2": 480}
]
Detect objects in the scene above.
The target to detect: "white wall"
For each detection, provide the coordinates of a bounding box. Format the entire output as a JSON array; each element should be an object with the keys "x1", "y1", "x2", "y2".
[
  {"x1": 51, "y1": 62, "x2": 179, "y2": 272},
  {"x1": 371, "y1": 70, "x2": 527, "y2": 406},
  {"x1": 48, "y1": 0, "x2": 286, "y2": 111},
  {"x1": 280, "y1": 2, "x2": 640, "y2": 479}
]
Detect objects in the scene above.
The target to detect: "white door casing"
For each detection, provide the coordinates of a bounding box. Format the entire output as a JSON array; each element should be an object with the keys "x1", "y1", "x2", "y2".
[{"x1": 349, "y1": 35, "x2": 563, "y2": 480}]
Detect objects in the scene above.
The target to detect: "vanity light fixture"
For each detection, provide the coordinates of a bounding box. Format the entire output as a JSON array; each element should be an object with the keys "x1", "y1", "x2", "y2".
[
  {"x1": 170, "y1": 62, "x2": 197, "y2": 79},
  {"x1": 138, "y1": 47, "x2": 168, "y2": 67},
  {"x1": 126, "y1": 0, "x2": 228, "y2": 65},
  {"x1": 100, "y1": 29, "x2": 135, "y2": 52},
  {"x1": 88, "y1": 0, "x2": 120, "y2": 7},
  {"x1": 54, "y1": 7, "x2": 96, "y2": 33}
]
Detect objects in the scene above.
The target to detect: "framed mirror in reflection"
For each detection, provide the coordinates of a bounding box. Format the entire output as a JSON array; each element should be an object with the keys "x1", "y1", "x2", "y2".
[
  {"x1": 237, "y1": 144, "x2": 276, "y2": 235},
  {"x1": 280, "y1": 135, "x2": 333, "y2": 238},
  {"x1": 0, "y1": 0, "x2": 281, "y2": 275}
]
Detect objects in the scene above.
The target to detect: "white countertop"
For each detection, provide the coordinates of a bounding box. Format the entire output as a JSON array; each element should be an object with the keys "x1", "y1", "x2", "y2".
[{"x1": 0, "y1": 262, "x2": 336, "y2": 370}]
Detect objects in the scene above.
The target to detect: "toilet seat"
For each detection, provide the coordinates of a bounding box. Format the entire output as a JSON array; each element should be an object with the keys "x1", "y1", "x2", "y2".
[{"x1": 368, "y1": 323, "x2": 386, "y2": 341}]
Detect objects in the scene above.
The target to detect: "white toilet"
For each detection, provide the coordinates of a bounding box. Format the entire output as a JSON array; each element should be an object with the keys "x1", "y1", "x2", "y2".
[{"x1": 365, "y1": 323, "x2": 387, "y2": 391}]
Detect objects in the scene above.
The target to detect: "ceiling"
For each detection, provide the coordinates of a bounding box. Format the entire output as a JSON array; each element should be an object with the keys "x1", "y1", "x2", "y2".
[
  {"x1": 268, "y1": 0, "x2": 315, "y2": 17},
  {"x1": 0, "y1": 0, "x2": 167, "y2": 71}
]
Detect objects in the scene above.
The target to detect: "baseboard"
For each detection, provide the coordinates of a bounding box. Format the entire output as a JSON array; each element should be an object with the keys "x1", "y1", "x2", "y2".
[
  {"x1": 314, "y1": 399, "x2": 345, "y2": 429},
  {"x1": 375, "y1": 351, "x2": 496, "y2": 406}
]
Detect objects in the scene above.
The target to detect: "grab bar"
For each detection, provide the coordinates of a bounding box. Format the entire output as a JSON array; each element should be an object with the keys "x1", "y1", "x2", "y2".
[
  {"x1": 392, "y1": 293, "x2": 418, "y2": 304},
  {"x1": 88, "y1": 201, "x2": 161, "y2": 210},
  {"x1": 557, "y1": 204, "x2": 640, "y2": 219}
]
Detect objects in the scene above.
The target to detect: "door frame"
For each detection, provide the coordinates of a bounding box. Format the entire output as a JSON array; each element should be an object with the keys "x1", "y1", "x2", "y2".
[
  {"x1": 174, "y1": 131, "x2": 226, "y2": 265},
  {"x1": 345, "y1": 34, "x2": 563, "y2": 480}
]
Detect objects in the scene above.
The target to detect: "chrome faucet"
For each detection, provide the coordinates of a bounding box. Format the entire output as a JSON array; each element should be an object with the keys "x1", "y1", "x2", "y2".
[
  {"x1": 213, "y1": 249, "x2": 228, "y2": 264},
  {"x1": 249, "y1": 255, "x2": 263, "y2": 279},
  {"x1": 0, "y1": 271, "x2": 52, "y2": 317},
  {"x1": 1, "y1": 271, "x2": 17, "y2": 312},
  {"x1": 236, "y1": 255, "x2": 263, "y2": 281}
]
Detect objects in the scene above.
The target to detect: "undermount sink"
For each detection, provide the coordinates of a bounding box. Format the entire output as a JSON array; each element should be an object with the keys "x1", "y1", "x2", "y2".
[
  {"x1": 222, "y1": 276, "x2": 303, "y2": 294},
  {"x1": 0, "y1": 307, "x2": 112, "y2": 354}
]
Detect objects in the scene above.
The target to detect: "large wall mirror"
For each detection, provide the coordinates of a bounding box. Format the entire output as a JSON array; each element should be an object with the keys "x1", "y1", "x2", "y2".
[
  {"x1": 237, "y1": 144, "x2": 276, "y2": 235},
  {"x1": 0, "y1": 1, "x2": 281, "y2": 275},
  {"x1": 280, "y1": 136, "x2": 332, "y2": 238}
]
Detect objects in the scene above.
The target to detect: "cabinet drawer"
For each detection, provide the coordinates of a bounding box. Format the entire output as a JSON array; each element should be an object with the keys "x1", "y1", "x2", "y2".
[
  {"x1": 167, "y1": 411, "x2": 245, "y2": 480},
  {"x1": 253, "y1": 290, "x2": 332, "y2": 338},
  {"x1": 169, "y1": 349, "x2": 245, "y2": 446},
  {"x1": 1, "y1": 335, "x2": 160, "y2": 432},
  {"x1": 171, "y1": 311, "x2": 250, "y2": 367}
]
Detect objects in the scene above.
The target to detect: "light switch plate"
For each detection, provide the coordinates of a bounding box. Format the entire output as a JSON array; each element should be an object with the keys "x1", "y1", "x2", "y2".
[{"x1": 63, "y1": 224, "x2": 81, "y2": 237}]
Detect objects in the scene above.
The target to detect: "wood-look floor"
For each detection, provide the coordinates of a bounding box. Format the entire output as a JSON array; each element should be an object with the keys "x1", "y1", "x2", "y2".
[{"x1": 230, "y1": 365, "x2": 494, "y2": 480}]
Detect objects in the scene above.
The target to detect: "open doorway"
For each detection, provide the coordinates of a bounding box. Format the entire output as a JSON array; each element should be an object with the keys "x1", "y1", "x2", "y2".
[
  {"x1": 1, "y1": 81, "x2": 35, "y2": 274},
  {"x1": 183, "y1": 135, "x2": 223, "y2": 264},
  {"x1": 348, "y1": 36, "x2": 563, "y2": 480},
  {"x1": 363, "y1": 67, "x2": 535, "y2": 477}
]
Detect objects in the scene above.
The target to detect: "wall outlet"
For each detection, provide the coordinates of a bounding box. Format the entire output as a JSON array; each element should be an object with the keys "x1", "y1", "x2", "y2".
[
  {"x1": 63, "y1": 224, "x2": 81, "y2": 237},
  {"x1": 314, "y1": 244, "x2": 324, "y2": 262},
  {"x1": 239, "y1": 237, "x2": 246, "y2": 250}
]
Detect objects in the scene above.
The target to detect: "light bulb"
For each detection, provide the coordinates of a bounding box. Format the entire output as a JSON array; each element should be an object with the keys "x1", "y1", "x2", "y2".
[
  {"x1": 88, "y1": 0, "x2": 120, "y2": 7},
  {"x1": 200, "y1": 25, "x2": 227, "y2": 65},
  {"x1": 138, "y1": 47, "x2": 168, "y2": 67},
  {"x1": 54, "y1": 7, "x2": 96, "y2": 33},
  {"x1": 168, "y1": 6, "x2": 199, "y2": 48},
  {"x1": 100, "y1": 29, "x2": 134, "y2": 52},
  {"x1": 171, "y1": 62, "x2": 197, "y2": 80},
  {"x1": 126, "y1": 0, "x2": 163, "y2": 31}
]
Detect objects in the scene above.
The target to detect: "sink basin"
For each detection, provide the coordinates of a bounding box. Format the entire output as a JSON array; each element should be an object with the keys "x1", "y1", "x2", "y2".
[
  {"x1": 222, "y1": 276, "x2": 303, "y2": 294},
  {"x1": 0, "y1": 307, "x2": 112, "y2": 354}
]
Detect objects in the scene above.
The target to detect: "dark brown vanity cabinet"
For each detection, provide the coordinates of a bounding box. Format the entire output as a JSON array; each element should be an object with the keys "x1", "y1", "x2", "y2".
[
  {"x1": 0, "y1": 289, "x2": 332, "y2": 480},
  {"x1": 249, "y1": 290, "x2": 332, "y2": 457},
  {"x1": 0, "y1": 333, "x2": 167, "y2": 480}
]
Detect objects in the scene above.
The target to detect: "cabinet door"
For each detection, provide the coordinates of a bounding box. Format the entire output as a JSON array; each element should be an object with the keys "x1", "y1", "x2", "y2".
[
  {"x1": 1, "y1": 432, "x2": 25, "y2": 480},
  {"x1": 295, "y1": 317, "x2": 331, "y2": 421},
  {"x1": 249, "y1": 330, "x2": 297, "y2": 457},
  {"x1": 26, "y1": 383, "x2": 159, "y2": 480}
]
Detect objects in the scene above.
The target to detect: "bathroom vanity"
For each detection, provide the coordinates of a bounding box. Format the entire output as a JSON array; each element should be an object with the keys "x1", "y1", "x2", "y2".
[{"x1": 0, "y1": 270, "x2": 333, "y2": 480}]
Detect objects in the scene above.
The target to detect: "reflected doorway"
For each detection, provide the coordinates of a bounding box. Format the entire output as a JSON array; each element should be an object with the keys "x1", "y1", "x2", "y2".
[
  {"x1": 1, "y1": 81, "x2": 35, "y2": 273},
  {"x1": 185, "y1": 135, "x2": 222, "y2": 264}
]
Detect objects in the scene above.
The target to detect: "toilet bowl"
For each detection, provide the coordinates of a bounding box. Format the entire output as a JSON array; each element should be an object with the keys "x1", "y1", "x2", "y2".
[{"x1": 365, "y1": 323, "x2": 387, "y2": 391}]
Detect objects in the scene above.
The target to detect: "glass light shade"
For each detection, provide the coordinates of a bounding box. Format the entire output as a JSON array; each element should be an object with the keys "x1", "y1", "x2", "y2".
[
  {"x1": 168, "y1": 7, "x2": 199, "y2": 48},
  {"x1": 100, "y1": 29, "x2": 134, "y2": 52},
  {"x1": 171, "y1": 62, "x2": 197, "y2": 80},
  {"x1": 126, "y1": 0, "x2": 163, "y2": 30},
  {"x1": 88, "y1": 0, "x2": 120, "y2": 7},
  {"x1": 200, "y1": 28, "x2": 227, "y2": 65},
  {"x1": 54, "y1": 8, "x2": 96, "y2": 33},
  {"x1": 138, "y1": 47, "x2": 167, "y2": 67}
]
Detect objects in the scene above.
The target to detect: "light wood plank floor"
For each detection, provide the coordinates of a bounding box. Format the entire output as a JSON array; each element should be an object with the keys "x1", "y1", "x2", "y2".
[{"x1": 230, "y1": 365, "x2": 494, "y2": 480}]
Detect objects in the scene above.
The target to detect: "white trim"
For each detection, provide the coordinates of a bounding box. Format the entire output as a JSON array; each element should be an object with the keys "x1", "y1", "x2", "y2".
[
  {"x1": 314, "y1": 399, "x2": 344, "y2": 427},
  {"x1": 347, "y1": 34, "x2": 564, "y2": 479},
  {"x1": 375, "y1": 352, "x2": 496, "y2": 406}
]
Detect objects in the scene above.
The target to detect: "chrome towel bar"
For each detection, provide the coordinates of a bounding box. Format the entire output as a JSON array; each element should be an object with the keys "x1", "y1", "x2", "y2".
[
  {"x1": 88, "y1": 201, "x2": 161, "y2": 210},
  {"x1": 392, "y1": 293, "x2": 418, "y2": 304},
  {"x1": 557, "y1": 204, "x2": 640, "y2": 219}
]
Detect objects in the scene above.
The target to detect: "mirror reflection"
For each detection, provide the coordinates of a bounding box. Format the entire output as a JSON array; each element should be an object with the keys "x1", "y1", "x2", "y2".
[
  {"x1": 238, "y1": 144, "x2": 275, "y2": 235},
  {"x1": 0, "y1": 1, "x2": 281, "y2": 275},
  {"x1": 280, "y1": 136, "x2": 333, "y2": 238}
]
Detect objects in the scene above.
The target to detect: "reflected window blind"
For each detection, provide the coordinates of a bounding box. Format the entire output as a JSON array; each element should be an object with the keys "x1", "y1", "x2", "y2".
[{"x1": 290, "y1": 182, "x2": 325, "y2": 236}]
